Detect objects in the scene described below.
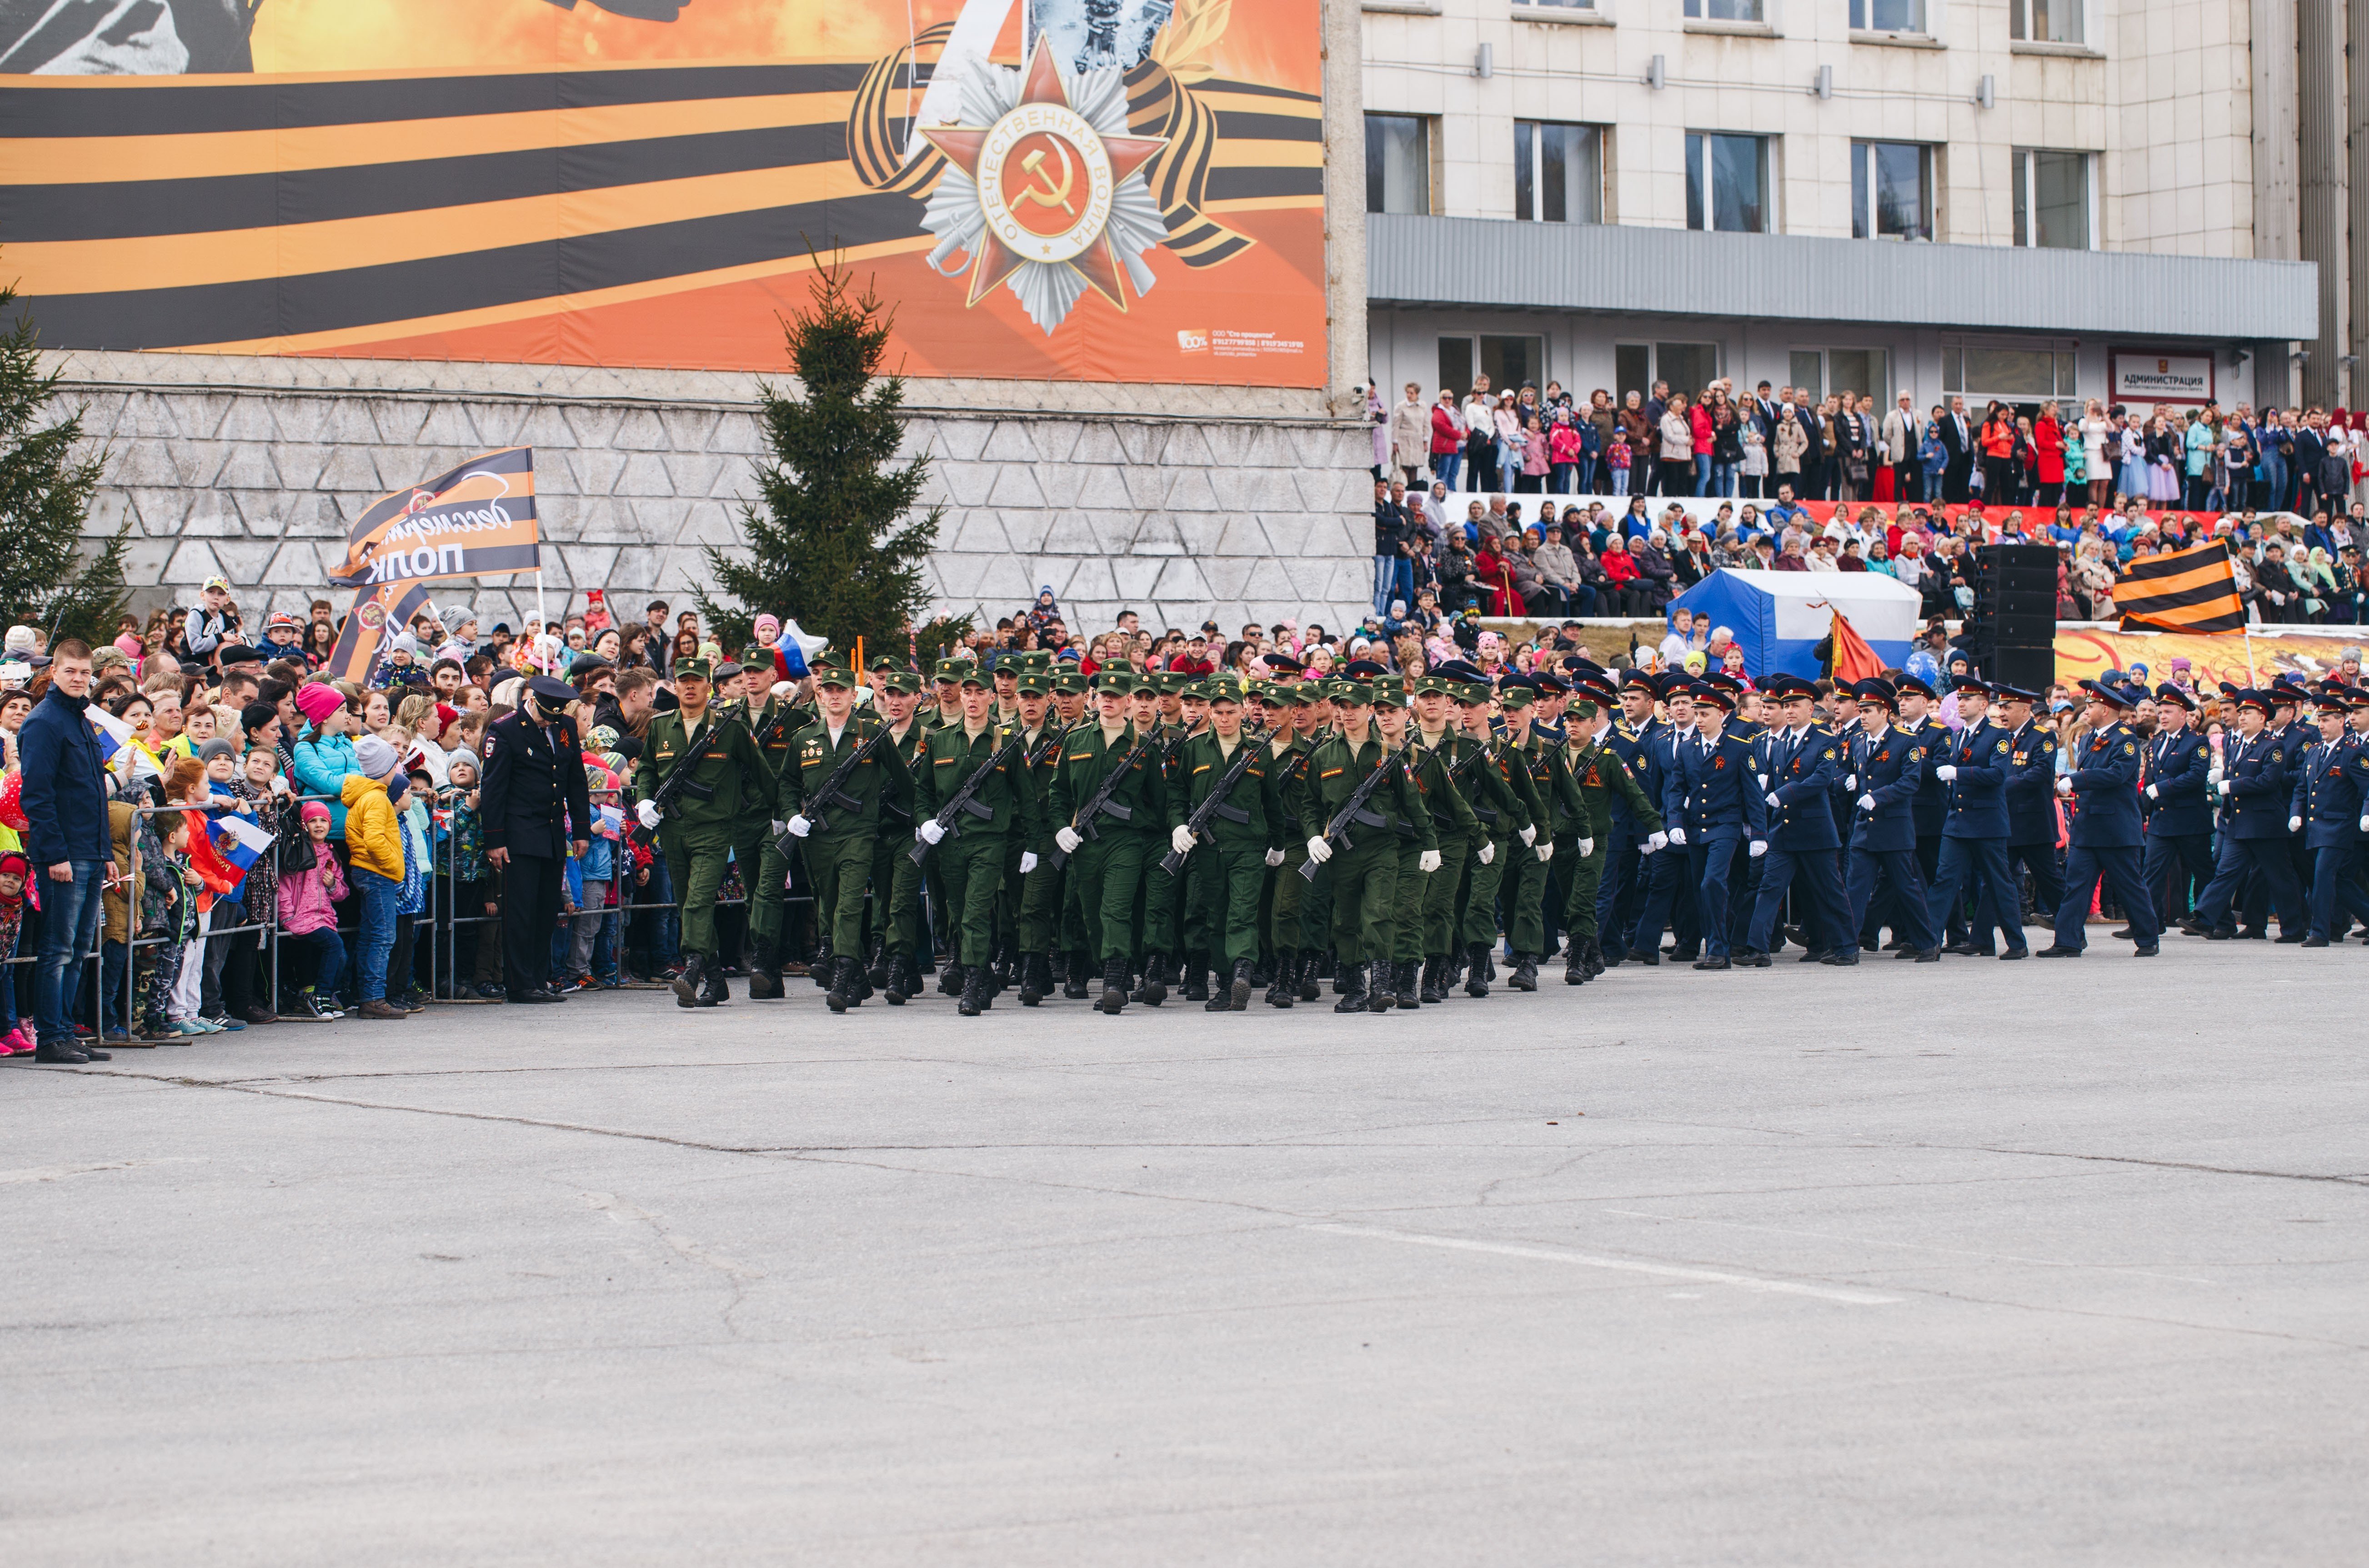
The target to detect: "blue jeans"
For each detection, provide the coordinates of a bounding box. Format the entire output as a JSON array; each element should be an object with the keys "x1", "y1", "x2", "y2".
[
  {"x1": 35, "y1": 858, "x2": 105, "y2": 1044},
  {"x1": 1432, "y1": 451, "x2": 1461, "y2": 491},
  {"x1": 352, "y1": 867, "x2": 399, "y2": 1002},
  {"x1": 1713, "y1": 461, "x2": 1739, "y2": 496},
  {"x1": 1693, "y1": 454, "x2": 1713, "y2": 495},
  {"x1": 290, "y1": 926, "x2": 345, "y2": 999}
]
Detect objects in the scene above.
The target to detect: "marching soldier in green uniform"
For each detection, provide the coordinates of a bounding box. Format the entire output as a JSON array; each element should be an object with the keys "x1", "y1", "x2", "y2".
[
  {"x1": 1455, "y1": 680, "x2": 1533, "y2": 996},
  {"x1": 1300, "y1": 664, "x2": 1434, "y2": 1013},
  {"x1": 1133, "y1": 673, "x2": 1194, "y2": 1002},
  {"x1": 1410, "y1": 665, "x2": 1509, "y2": 1003},
  {"x1": 1377, "y1": 674, "x2": 1469, "y2": 1009},
  {"x1": 1009, "y1": 659, "x2": 1072, "y2": 1005},
  {"x1": 777, "y1": 657, "x2": 912, "y2": 1012},
  {"x1": 1049, "y1": 672, "x2": 1168, "y2": 1013},
  {"x1": 911, "y1": 659, "x2": 1040, "y2": 1016},
  {"x1": 633, "y1": 656, "x2": 775, "y2": 1009},
  {"x1": 721, "y1": 656, "x2": 808, "y2": 998},
  {"x1": 1560, "y1": 679, "x2": 1663, "y2": 984},
  {"x1": 866, "y1": 669, "x2": 932, "y2": 1003},
  {"x1": 1258, "y1": 685, "x2": 1318, "y2": 1006},
  {"x1": 1497, "y1": 676, "x2": 1567, "y2": 992},
  {"x1": 1169, "y1": 674, "x2": 1274, "y2": 1011}
]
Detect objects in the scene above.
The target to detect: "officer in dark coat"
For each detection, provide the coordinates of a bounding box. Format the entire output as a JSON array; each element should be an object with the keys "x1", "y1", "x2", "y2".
[
  {"x1": 1994, "y1": 683, "x2": 2065, "y2": 936},
  {"x1": 1659, "y1": 681, "x2": 1763, "y2": 969},
  {"x1": 2137, "y1": 683, "x2": 2214, "y2": 930},
  {"x1": 2287, "y1": 690, "x2": 2369, "y2": 944},
  {"x1": 2040, "y1": 679, "x2": 2158, "y2": 956},
  {"x1": 1741, "y1": 674, "x2": 1852, "y2": 966},
  {"x1": 478, "y1": 673, "x2": 592, "y2": 1002},
  {"x1": 1925, "y1": 676, "x2": 2022, "y2": 958},
  {"x1": 2185, "y1": 689, "x2": 2307, "y2": 940},
  {"x1": 1838, "y1": 678, "x2": 1939, "y2": 959}
]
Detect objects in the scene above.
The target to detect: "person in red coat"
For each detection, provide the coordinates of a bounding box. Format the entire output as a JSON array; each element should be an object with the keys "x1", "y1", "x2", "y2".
[{"x1": 2033, "y1": 404, "x2": 2067, "y2": 508}]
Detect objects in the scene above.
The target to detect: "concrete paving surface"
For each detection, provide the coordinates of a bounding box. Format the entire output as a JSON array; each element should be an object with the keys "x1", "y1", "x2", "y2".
[{"x1": 4, "y1": 945, "x2": 2366, "y2": 1566}]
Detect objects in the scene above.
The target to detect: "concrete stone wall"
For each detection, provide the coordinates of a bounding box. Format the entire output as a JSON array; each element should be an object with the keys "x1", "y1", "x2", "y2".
[{"x1": 47, "y1": 350, "x2": 1377, "y2": 640}]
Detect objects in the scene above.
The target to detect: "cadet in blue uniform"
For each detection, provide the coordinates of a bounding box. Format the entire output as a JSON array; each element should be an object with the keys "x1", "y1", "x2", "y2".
[
  {"x1": 1597, "y1": 671, "x2": 1670, "y2": 966},
  {"x1": 2184, "y1": 689, "x2": 2307, "y2": 941},
  {"x1": 2039, "y1": 678, "x2": 2159, "y2": 957},
  {"x1": 1838, "y1": 678, "x2": 1939, "y2": 960},
  {"x1": 1993, "y1": 683, "x2": 2064, "y2": 940},
  {"x1": 1622, "y1": 674, "x2": 1698, "y2": 966},
  {"x1": 2136, "y1": 683, "x2": 2215, "y2": 930},
  {"x1": 1660, "y1": 681, "x2": 1764, "y2": 969},
  {"x1": 1926, "y1": 676, "x2": 2023, "y2": 959},
  {"x1": 2287, "y1": 689, "x2": 2369, "y2": 944},
  {"x1": 1741, "y1": 674, "x2": 1852, "y2": 966}
]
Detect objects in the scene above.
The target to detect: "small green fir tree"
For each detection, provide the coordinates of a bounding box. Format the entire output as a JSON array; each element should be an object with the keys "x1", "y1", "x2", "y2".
[
  {"x1": 0, "y1": 279, "x2": 129, "y2": 646},
  {"x1": 697, "y1": 262, "x2": 968, "y2": 667}
]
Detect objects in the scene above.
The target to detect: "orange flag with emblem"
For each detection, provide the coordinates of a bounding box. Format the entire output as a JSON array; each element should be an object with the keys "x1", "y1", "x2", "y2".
[{"x1": 1828, "y1": 606, "x2": 1886, "y2": 684}]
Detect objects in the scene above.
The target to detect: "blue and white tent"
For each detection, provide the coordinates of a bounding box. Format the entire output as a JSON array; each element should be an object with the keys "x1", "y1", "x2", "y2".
[{"x1": 1670, "y1": 570, "x2": 1923, "y2": 680}]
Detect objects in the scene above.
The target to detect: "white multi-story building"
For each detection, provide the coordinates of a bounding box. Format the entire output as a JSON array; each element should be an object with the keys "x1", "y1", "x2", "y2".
[{"x1": 1357, "y1": 0, "x2": 2320, "y2": 421}]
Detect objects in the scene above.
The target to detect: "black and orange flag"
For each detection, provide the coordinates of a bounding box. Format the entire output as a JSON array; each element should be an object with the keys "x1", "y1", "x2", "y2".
[
  {"x1": 2115, "y1": 539, "x2": 2246, "y2": 634},
  {"x1": 328, "y1": 447, "x2": 541, "y2": 589},
  {"x1": 323, "y1": 580, "x2": 431, "y2": 686}
]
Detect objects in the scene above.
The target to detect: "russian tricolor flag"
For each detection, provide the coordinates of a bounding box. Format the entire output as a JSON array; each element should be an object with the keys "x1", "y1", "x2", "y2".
[{"x1": 205, "y1": 808, "x2": 277, "y2": 898}]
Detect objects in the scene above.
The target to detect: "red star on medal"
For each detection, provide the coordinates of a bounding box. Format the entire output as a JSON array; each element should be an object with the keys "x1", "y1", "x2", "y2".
[{"x1": 920, "y1": 42, "x2": 1167, "y2": 311}]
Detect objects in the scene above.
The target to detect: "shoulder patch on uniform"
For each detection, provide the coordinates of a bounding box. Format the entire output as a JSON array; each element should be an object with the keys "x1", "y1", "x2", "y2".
[{"x1": 2123, "y1": 740, "x2": 2136, "y2": 754}]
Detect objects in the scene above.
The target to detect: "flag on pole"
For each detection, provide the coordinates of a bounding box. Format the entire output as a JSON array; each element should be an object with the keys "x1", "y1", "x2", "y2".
[
  {"x1": 1825, "y1": 606, "x2": 1887, "y2": 683},
  {"x1": 329, "y1": 447, "x2": 541, "y2": 587},
  {"x1": 2115, "y1": 539, "x2": 2246, "y2": 634},
  {"x1": 325, "y1": 579, "x2": 432, "y2": 686},
  {"x1": 202, "y1": 807, "x2": 277, "y2": 901}
]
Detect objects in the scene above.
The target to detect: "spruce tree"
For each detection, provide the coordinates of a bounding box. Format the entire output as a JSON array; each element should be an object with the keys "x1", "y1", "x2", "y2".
[
  {"x1": 697, "y1": 264, "x2": 967, "y2": 667},
  {"x1": 0, "y1": 281, "x2": 128, "y2": 646}
]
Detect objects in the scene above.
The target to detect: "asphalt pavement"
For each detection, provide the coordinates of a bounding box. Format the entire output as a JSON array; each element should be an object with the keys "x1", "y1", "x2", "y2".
[{"x1": 5, "y1": 943, "x2": 2365, "y2": 1566}]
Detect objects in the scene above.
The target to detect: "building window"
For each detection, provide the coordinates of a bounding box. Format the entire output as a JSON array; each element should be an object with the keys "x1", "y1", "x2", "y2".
[
  {"x1": 1684, "y1": 0, "x2": 1765, "y2": 19},
  {"x1": 2008, "y1": 0, "x2": 2083, "y2": 44},
  {"x1": 1850, "y1": 0, "x2": 1927, "y2": 31},
  {"x1": 1943, "y1": 343, "x2": 2079, "y2": 404},
  {"x1": 1515, "y1": 122, "x2": 1603, "y2": 224},
  {"x1": 1852, "y1": 141, "x2": 1932, "y2": 241},
  {"x1": 1366, "y1": 114, "x2": 1430, "y2": 216},
  {"x1": 1513, "y1": 0, "x2": 1595, "y2": 9},
  {"x1": 1622, "y1": 342, "x2": 1721, "y2": 399},
  {"x1": 1440, "y1": 335, "x2": 1546, "y2": 397},
  {"x1": 1686, "y1": 133, "x2": 1770, "y2": 233},
  {"x1": 2011, "y1": 149, "x2": 2091, "y2": 249}
]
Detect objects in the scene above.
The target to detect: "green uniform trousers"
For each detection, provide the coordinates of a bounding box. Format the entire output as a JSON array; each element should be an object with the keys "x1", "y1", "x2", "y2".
[
  {"x1": 662, "y1": 828, "x2": 736, "y2": 958},
  {"x1": 1016, "y1": 855, "x2": 1062, "y2": 955},
  {"x1": 1561, "y1": 839, "x2": 1607, "y2": 943},
  {"x1": 1324, "y1": 839, "x2": 1399, "y2": 964},
  {"x1": 1268, "y1": 846, "x2": 1310, "y2": 952},
  {"x1": 1504, "y1": 842, "x2": 1553, "y2": 955},
  {"x1": 1188, "y1": 842, "x2": 1267, "y2": 967},
  {"x1": 1460, "y1": 833, "x2": 1512, "y2": 949},
  {"x1": 933, "y1": 832, "x2": 1007, "y2": 967},
  {"x1": 1071, "y1": 832, "x2": 1149, "y2": 964},
  {"x1": 732, "y1": 830, "x2": 793, "y2": 945},
  {"x1": 1420, "y1": 833, "x2": 1473, "y2": 957},
  {"x1": 798, "y1": 829, "x2": 876, "y2": 958},
  {"x1": 1391, "y1": 840, "x2": 1427, "y2": 963}
]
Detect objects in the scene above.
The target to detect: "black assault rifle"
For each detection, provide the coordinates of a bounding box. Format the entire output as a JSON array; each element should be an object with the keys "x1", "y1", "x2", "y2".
[
  {"x1": 781, "y1": 720, "x2": 890, "y2": 847},
  {"x1": 1048, "y1": 724, "x2": 1157, "y2": 870},
  {"x1": 630, "y1": 709, "x2": 734, "y2": 853},
  {"x1": 1298, "y1": 746, "x2": 1417, "y2": 882},
  {"x1": 1158, "y1": 736, "x2": 1263, "y2": 875},
  {"x1": 909, "y1": 726, "x2": 1029, "y2": 866}
]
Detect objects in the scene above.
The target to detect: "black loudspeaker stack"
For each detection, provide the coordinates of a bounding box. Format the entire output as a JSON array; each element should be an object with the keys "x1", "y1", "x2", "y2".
[{"x1": 1971, "y1": 543, "x2": 2058, "y2": 692}]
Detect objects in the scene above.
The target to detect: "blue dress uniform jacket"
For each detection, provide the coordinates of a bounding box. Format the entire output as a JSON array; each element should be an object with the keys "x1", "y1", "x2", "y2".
[
  {"x1": 2217, "y1": 730, "x2": 2291, "y2": 842},
  {"x1": 2140, "y1": 727, "x2": 2214, "y2": 837},
  {"x1": 1848, "y1": 723, "x2": 1929, "y2": 853},
  {"x1": 1603, "y1": 716, "x2": 1669, "y2": 834},
  {"x1": 1938, "y1": 721, "x2": 2012, "y2": 840},
  {"x1": 1662, "y1": 731, "x2": 1768, "y2": 842},
  {"x1": 1760, "y1": 724, "x2": 1843, "y2": 850},
  {"x1": 2063, "y1": 722, "x2": 2144, "y2": 848},
  {"x1": 479, "y1": 709, "x2": 592, "y2": 858},
  {"x1": 1905, "y1": 716, "x2": 1951, "y2": 839},
  {"x1": 2290, "y1": 737, "x2": 2369, "y2": 849},
  {"x1": 2001, "y1": 720, "x2": 2060, "y2": 846}
]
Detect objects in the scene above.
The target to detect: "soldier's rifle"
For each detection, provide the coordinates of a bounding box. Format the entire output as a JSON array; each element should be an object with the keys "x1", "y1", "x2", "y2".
[
  {"x1": 1047, "y1": 724, "x2": 1157, "y2": 870},
  {"x1": 909, "y1": 726, "x2": 1031, "y2": 866},
  {"x1": 1298, "y1": 745, "x2": 1418, "y2": 882},
  {"x1": 1158, "y1": 735, "x2": 1264, "y2": 875}
]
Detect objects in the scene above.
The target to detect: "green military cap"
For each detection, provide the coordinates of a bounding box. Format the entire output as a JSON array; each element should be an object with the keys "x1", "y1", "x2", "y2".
[
  {"x1": 1051, "y1": 670, "x2": 1087, "y2": 696},
  {"x1": 1204, "y1": 676, "x2": 1247, "y2": 704},
  {"x1": 1499, "y1": 684, "x2": 1536, "y2": 711},
  {"x1": 1568, "y1": 697, "x2": 1599, "y2": 720},
  {"x1": 1286, "y1": 683, "x2": 1317, "y2": 706},
  {"x1": 932, "y1": 656, "x2": 978, "y2": 684},
  {"x1": 1015, "y1": 650, "x2": 1053, "y2": 674},
  {"x1": 1412, "y1": 674, "x2": 1446, "y2": 697},
  {"x1": 1013, "y1": 667, "x2": 1051, "y2": 697},
  {"x1": 1370, "y1": 675, "x2": 1407, "y2": 709},
  {"x1": 868, "y1": 654, "x2": 904, "y2": 673},
  {"x1": 675, "y1": 656, "x2": 713, "y2": 681},
  {"x1": 810, "y1": 658, "x2": 854, "y2": 687},
  {"x1": 740, "y1": 645, "x2": 768, "y2": 669},
  {"x1": 883, "y1": 670, "x2": 922, "y2": 694},
  {"x1": 1457, "y1": 682, "x2": 1495, "y2": 706},
  {"x1": 1334, "y1": 680, "x2": 1375, "y2": 707}
]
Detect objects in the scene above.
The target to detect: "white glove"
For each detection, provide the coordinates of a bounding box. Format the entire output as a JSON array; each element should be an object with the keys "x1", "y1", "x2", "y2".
[
  {"x1": 1757, "y1": 773, "x2": 1769, "y2": 788},
  {"x1": 2145, "y1": 783, "x2": 2159, "y2": 799},
  {"x1": 2207, "y1": 765, "x2": 2224, "y2": 784},
  {"x1": 1476, "y1": 841, "x2": 1495, "y2": 865},
  {"x1": 1764, "y1": 792, "x2": 1782, "y2": 807},
  {"x1": 1055, "y1": 825, "x2": 1082, "y2": 854},
  {"x1": 1264, "y1": 847, "x2": 1285, "y2": 867},
  {"x1": 785, "y1": 813, "x2": 810, "y2": 838},
  {"x1": 1536, "y1": 842, "x2": 1554, "y2": 863},
  {"x1": 1019, "y1": 852, "x2": 1039, "y2": 873},
  {"x1": 1518, "y1": 824, "x2": 1537, "y2": 847},
  {"x1": 1748, "y1": 839, "x2": 1768, "y2": 857},
  {"x1": 1306, "y1": 835, "x2": 1332, "y2": 864},
  {"x1": 1934, "y1": 765, "x2": 1957, "y2": 781},
  {"x1": 1858, "y1": 794, "x2": 1876, "y2": 812},
  {"x1": 770, "y1": 819, "x2": 787, "y2": 837},
  {"x1": 1843, "y1": 774, "x2": 1858, "y2": 792},
  {"x1": 918, "y1": 819, "x2": 946, "y2": 845},
  {"x1": 1419, "y1": 849, "x2": 1442, "y2": 874},
  {"x1": 1171, "y1": 823, "x2": 1197, "y2": 856},
  {"x1": 2054, "y1": 777, "x2": 2072, "y2": 797},
  {"x1": 1646, "y1": 831, "x2": 1669, "y2": 852},
  {"x1": 1669, "y1": 827, "x2": 1688, "y2": 847},
  {"x1": 1578, "y1": 837, "x2": 1594, "y2": 858},
  {"x1": 636, "y1": 799, "x2": 661, "y2": 830},
  {"x1": 2217, "y1": 780, "x2": 2234, "y2": 797},
  {"x1": 2289, "y1": 815, "x2": 2304, "y2": 832},
  {"x1": 2359, "y1": 814, "x2": 2368, "y2": 833}
]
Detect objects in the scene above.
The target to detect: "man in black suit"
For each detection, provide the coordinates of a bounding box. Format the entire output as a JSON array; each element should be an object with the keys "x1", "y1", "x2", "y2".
[
  {"x1": 479, "y1": 674, "x2": 593, "y2": 1002},
  {"x1": 1938, "y1": 395, "x2": 1975, "y2": 502}
]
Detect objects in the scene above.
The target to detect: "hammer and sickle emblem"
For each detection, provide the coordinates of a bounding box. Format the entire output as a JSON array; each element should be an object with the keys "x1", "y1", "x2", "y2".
[{"x1": 1016, "y1": 140, "x2": 1077, "y2": 215}]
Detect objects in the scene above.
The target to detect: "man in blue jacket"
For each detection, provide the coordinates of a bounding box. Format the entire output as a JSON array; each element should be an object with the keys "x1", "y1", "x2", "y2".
[
  {"x1": 1994, "y1": 684, "x2": 2064, "y2": 940},
  {"x1": 1740, "y1": 674, "x2": 1852, "y2": 966},
  {"x1": 1838, "y1": 679, "x2": 1939, "y2": 960},
  {"x1": 1926, "y1": 676, "x2": 2023, "y2": 958},
  {"x1": 2287, "y1": 690, "x2": 2369, "y2": 944},
  {"x1": 20, "y1": 640, "x2": 114, "y2": 1064},
  {"x1": 2041, "y1": 679, "x2": 2159, "y2": 956},
  {"x1": 2184, "y1": 690, "x2": 2306, "y2": 940},
  {"x1": 2136, "y1": 684, "x2": 2214, "y2": 931},
  {"x1": 1659, "y1": 681, "x2": 1764, "y2": 969}
]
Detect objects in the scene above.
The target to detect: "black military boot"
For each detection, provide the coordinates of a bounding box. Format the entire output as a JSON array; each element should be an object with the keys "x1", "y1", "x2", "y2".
[
  {"x1": 746, "y1": 936, "x2": 784, "y2": 1000},
  {"x1": 938, "y1": 957, "x2": 961, "y2": 995},
  {"x1": 957, "y1": 963, "x2": 990, "y2": 1017},
  {"x1": 1509, "y1": 952, "x2": 1538, "y2": 992},
  {"x1": 1367, "y1": 960, "x2": 1396, "y2": 1013},
  {"x1": 811, "y1": 940, "x2": 834, "y2": 988},
  {"x1": 1564, "y1": 946, "x2": 1589, "y2": 984},
  {"x1": 1482, "y1": 948, "x2": 1499, "y2": 982},
  {"x1": 1182, "y1": 959, "x2": 1209, "y2": 1004},
  {"x1": 1251, "y1": 957, "x2": 1272, "y2": 989},
  {"x1": 1063, "y1": 950, "x2": 1092, "y2": 1000},
  {"x1": 1097, "y1": 957, "x2": 1129, "y2": 1015},
  {"x1": 1141, "y1": 952, "x2": 1170, "y2": 1007},
  {"x1": 1395, "y1": 961, "x2": 1422, "y2": 1009},
  {"x1": 882, "y1": 950, "x2": 912, "y2": 1005},
  {"x1": 1018, "y1": 952, "x2": 1048, "y2": 1007},
  {"x1": 1464, "y1": 942, "x2": 1491, "y2": 998},
  {"x1": 1049, "y1": 949, "x2": 1069, "y2": 987},
  {"x1": 1419, "y1": 957, "x2": 1445, "y2": 1004},
  {"x1": 1315, "y1": 952, "x2": 1335, "y2": 982},
  {"x1": 826, "y1": 954, "x2": 856, "y2": 1013},
  {"x1": 1332, "y1": 957, "x2": 1368, "y2": 1013},
  {"x1": 698, "y1": 957, "x2": 728, "y2": 1006},
  {"x1": 1227, "y1": 957, "x2": 1254, "y2": 1011},
  {"x1": 1265, "y1": 949, "x2": 1294, "y2": 1007},
  {"x1": 1297, "y1": 955, "x2": 1321, "y2": 1002},
  {"x1": 866, "y1": 936, "x2": 889, "y2": 989},
  {"x1": 1584, "y1": 937, "x2": 1606, "y2": 978},
  {"x1": 672, "y1": 952, "x2": 704, "y2": 1008}
]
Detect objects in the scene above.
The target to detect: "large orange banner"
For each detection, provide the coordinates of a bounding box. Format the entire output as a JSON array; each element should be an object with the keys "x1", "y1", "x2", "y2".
[
  {"x1": 2054, "y1": 628, "x2": 2365, "y2": 691},
  {"x1": 0, "y1": 0, "x2": 1326, "y2": 386}
]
